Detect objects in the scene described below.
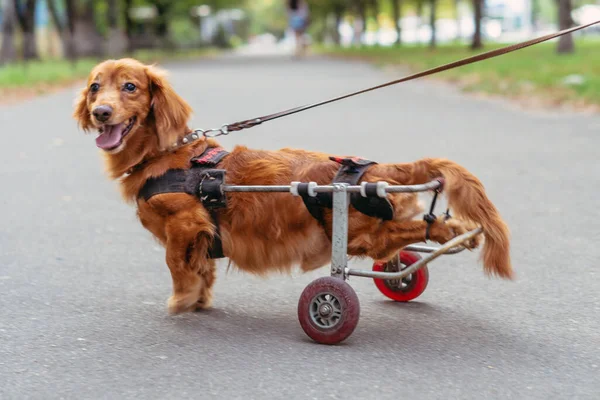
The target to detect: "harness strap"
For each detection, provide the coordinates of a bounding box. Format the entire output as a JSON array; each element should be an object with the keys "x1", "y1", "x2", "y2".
[
  {"x1": 298, "y1": 156, "x2": 394, "y2": 226},
  {"x1": 297, "y1": 183, "x2": 329, "y2": 225},
  {"x1": 207, "y1": 209, "x2": 224, "y2": 259},
  {"x1": 137, "y1": 147, "x2": 230, "y2": 259},
  {"x1": 331, "y1": 157, "x2": 394, "y2": 221},
  {"x1": 423, "y1": 179, "x2": 445, "y2": 241},
  {"x1": 138, "y1": 169, "x2": 189, "y2": 201}
]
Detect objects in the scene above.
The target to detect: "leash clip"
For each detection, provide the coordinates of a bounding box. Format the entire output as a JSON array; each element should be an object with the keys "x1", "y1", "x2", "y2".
[{"x1": 198, "y1": 125, "x2": 230, "y2": 138}]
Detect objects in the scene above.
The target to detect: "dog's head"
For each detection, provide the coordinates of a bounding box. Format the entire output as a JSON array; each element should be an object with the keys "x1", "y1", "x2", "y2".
[{"x1": 73, "y1": 58, "x2": 192, "y2": 154}]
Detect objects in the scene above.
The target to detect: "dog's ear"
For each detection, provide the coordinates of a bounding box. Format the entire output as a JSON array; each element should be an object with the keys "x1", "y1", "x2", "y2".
[
  {"x1": 73, "y1": 86, "x2": 93, "y2": 131},
  {"x1": 145, "y1": 64, "x2": 193, "y2": 151}
]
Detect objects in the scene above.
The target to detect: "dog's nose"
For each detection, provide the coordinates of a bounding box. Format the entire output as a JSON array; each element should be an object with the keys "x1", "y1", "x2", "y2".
[{"x1": 93, "y1": 105, "x2": 113, "y2": 123}]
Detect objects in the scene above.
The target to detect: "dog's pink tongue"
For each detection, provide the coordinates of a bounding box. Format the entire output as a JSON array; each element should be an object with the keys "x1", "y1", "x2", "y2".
[{"x1": 96, "y1": 124, "x2": 125, "y2": 150}]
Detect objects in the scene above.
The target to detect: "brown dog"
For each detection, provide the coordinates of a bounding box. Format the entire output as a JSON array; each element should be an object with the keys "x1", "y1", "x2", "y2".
[{"x1": 73, "y1": 58, "x2": 512, "y2": 314}]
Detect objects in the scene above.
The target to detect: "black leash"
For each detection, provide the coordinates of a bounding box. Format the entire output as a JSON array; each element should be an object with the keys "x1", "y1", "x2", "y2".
[{"x1": 186, "y1": 19, "x2": 599, "y2": 142}]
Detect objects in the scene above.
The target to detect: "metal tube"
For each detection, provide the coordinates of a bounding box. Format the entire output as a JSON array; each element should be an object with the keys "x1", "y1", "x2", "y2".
[
  {"x1": 403, "y1": 244, "x2": 466, "y2": 255},
  {"x1": 385, "y1": 180, "x2": 442, "y2": 193},
  {"x1": 346, "y1": 228, "x2": 483, "y2": 280},
  {"x1": 222, "y1": 185, "x2": 291, "y2": 192},
  {"x1": 330, "y1": 184, "x2": 350, "y2": 279},
  {"x1": 221, "y1": 180, "x2": 442, "y2": 194}
]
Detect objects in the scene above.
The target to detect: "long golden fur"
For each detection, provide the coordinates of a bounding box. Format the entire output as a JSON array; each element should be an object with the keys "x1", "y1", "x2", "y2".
[{"x1": 73, "y1": 58, "x2": 513, "y2": 314}]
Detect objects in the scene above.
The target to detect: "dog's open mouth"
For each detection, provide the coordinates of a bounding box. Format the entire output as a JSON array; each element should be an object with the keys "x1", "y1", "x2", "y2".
[{"x1": 96, "y1": 117, "x2": 137, "y2": 150}]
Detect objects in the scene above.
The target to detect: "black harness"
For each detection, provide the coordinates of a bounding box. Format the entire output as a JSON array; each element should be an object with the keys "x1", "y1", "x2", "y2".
[
  {"x1": 138, "y1": 147, "x2": 230, "y2": 259},
  {"x1": 297, "y1": 156, "x2": 394, "y2": 226},
  {"x1": 137, "y1": 150, "x2": 394, "y2": 259}
]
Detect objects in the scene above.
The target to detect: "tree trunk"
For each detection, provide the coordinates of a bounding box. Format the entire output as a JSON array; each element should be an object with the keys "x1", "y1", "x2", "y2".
[
  {"x1": 416, "y1": 0, "x2": 423, "y2": 24},
  {"x1": 124, "y1": 0, "x2": 134, "y2": 52},
  {"x1": 107, "y1": 0, "x2": 118, "y2": 29},
  {"x1": 72, "y1": 0, "x2": 104, "y2": 57},
  {"x1": 46, "y1": 0, "x2": 76, "y2": 60},
  {"x1": 370, "y1": 0, "x2": 380, "y2": 32},
  {"x1": 65, "y1": 0, "x2": 76, "y2": 60},
  {"x1": 0, "y1": 0, "x2": 18, "y2": 64},
  {"x1": 391, "y1": 0, "x2": 402, "y2": 45},
  {"x1": 352, "y1": 0, "x2": 367, "y2": 46},
  {"x1": 416, "y1": 0, "x2": 424, "y2": 45},
  {"x1": 106, "y1": 0, "x2": 126, "y2": 56},
  {"x1": 471, "y1": 0, "x2": 483, "y2": 50},
  {"x1": 14, "y1": 0, "x2": 38, "y2": 60},
  {"x1": 416, "y1": 0, "x2": 423, "y2": 19},
  {"x1": 154, "y1": 1, "x2": 171, "y2": 49},
  {"x1": 46, "y1": 0, "x2": 61, "y2": 31},
  {"x1": 332, "y1": 5, "x2": 344, "y2": 45},
  {"x1": 531, "y1": 0, "x2": 539, "y2": 33},
  {"x1": 429, "y1": 0, "x2": 436, "y2": 48},
  {"x1": 455, "y1": 0, "x2": 461, "y2": 40},
  {"x1": 556, "y1": 0, "x2": 574, "y2": 53},
  {"x1": 358, "y1": 0, "x2": 367, "y2": 46}
]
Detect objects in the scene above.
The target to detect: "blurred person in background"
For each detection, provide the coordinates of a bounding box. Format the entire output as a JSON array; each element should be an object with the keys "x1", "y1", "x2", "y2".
[{"x1": 287, "y1": 0, "x2": 311, "y2": 57}]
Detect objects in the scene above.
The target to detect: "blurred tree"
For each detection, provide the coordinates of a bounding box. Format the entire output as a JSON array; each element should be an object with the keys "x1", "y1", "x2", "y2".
[
  {"x1": 429, "y1": 0, "x2": 437, "y2": 48},
  {"x1": 531, "y1": 0, "x2": 540, "y2": 33},
  {"x1": 355, "y1": 0, "x2": 367, "y2": 46},
  {"x1": 0, "y1": 0, "x2": 18, "y2": 64},
  {"x1": 556, "y1": 0, "x2": 574, "y2": 53},
  {"x1": 46, "y1": 0, "x2": 76, "y2": 60},
  {"x1": 105, "y1": 0, "x2": 125, "y2": 55},
  {"x1": 13, "y1": 0, "x2": 38, "y2": 60},
  {"x1": 141, "y1": 0, "x2": 247, "y2": 48},
  {"x1": 123, "y1": 0, "x2": 134, "y2": 52},
  {"x1": 415, "y1": 0, "x2": 424, "y2": 45},
  {"x1": 106, "y1": 0, "x2": 118, "y2": 29},
  {"x1": 305, "y1": 0, "x2": 346, "y2": 45},
  {"x1": 454, "y1": 0, "x2": 461, "y2": 40},
  {"x1": 368, "y1": 0, "x2": 380, "y2": 32},
  {"x1": 390, "y1": 0, "x2": 402, "y2": 45},
  {"x1": 471, "y1": 0, "x2": 482, "y2": 49},
  {"x1": 105, "y1": 0, "x2": 121, "y2": 34},
  {"x1": 416, "y1": 0, "x2": 424, "y2": 22},
  {"x1": 332, "y1": 1, "x2": 346, "y2": 45},
  {"x1": 151, "y1": 0, "x2": 172, "y2": 47},
  {"x1": 73, "y1": 0, "x2": 104, "y2": 57},
  {"x1": 247, "y1": 0, "x2": 287, "y2": 38}
]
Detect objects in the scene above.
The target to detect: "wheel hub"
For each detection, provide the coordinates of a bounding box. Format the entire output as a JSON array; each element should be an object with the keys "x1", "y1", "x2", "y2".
[
  {"x1": 383, "y1": 260, "x2": 415, "y2": 292},
  {"x1": 310, "y1": 293, "x2": 343, "y2": 329},
  {"x1": 318, "y1": 304, "x2": 333, "y2": 317}
]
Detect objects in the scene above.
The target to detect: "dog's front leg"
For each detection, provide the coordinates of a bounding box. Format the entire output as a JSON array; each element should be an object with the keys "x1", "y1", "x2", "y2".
[
  {"x1": 195, "y1": 260, "x2": 216, "y2": 311},
  {"x1": 164, "y1": 213, "x2": 216, "y2": 315},
  {"x1": 165, "y1": 243, "x2": 202, "y2": 314}
]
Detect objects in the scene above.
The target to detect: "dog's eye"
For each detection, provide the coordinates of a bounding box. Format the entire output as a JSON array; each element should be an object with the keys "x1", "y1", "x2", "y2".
[
  {"x1": 123, "y1": 83, "x2": 136, "y2": 93},
  {"x1": 90, "y1": 83, "x2": 100, "y2": 93}
]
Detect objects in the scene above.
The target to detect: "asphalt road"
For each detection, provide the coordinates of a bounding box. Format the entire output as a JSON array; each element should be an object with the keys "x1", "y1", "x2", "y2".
[{"x1": 1, "y1": 53, "x2": 599, "y2": 400}]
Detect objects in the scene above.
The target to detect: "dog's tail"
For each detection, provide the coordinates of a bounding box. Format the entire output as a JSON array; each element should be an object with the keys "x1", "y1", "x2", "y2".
[{"x1": 400, "y1": 158, "x2": 512, "y2": 279}]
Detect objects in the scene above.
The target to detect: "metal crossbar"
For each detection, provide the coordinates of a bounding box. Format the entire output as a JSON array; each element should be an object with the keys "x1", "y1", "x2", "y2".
[{"x1": 221, "y1": 180, "x2": 442, "y2": 194}]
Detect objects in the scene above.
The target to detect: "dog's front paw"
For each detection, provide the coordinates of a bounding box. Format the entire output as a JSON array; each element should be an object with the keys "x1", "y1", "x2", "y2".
[
  {"x1": 167, "y1": 293, "x2": 198, "y2": 315},
  {"x1": 194, "y1": 290, "x2": 213, "y2": 312}
]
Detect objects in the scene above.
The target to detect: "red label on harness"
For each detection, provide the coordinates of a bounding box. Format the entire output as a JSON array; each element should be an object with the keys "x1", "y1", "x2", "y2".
[
  {"x1": 329, "y1": 156, "x2": 374, "y2": 167},
  {"x1": 191, "y1": 147, "x2": 229, "y2": 166}
]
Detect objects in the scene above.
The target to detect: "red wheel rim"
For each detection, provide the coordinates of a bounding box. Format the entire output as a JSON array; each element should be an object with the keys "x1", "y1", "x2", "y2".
[
  {"x1": 372, "y1": 251, "x2": 429, "y2": 302},
  {"x1": 298, "y1": 277, "x2": 360, "y2": 345}
]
